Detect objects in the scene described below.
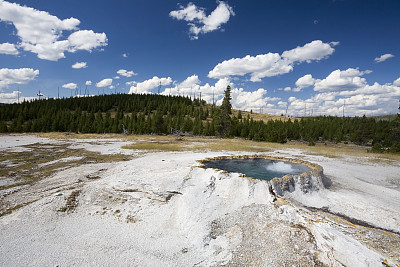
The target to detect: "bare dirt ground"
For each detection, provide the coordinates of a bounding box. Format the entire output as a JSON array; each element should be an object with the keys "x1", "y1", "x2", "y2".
[{"x1": 1, "y1": 134, "x2": 399, "y2": 266}]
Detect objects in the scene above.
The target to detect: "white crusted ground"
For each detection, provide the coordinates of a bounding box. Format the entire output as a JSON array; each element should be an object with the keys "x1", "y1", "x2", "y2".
[{"x1": 1, "y1": 135, "x2": 399, "y2": 266}]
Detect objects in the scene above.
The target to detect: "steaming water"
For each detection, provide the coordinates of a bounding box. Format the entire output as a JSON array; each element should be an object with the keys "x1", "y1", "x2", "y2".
[{"x1": 203, "y1": 158, "x2": 310, "y2": 181}]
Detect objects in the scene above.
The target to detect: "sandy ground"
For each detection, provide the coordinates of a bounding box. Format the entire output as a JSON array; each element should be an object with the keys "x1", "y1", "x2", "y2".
[{"x1": 0, "y1": 134, "x2": 399, "y2": 266}]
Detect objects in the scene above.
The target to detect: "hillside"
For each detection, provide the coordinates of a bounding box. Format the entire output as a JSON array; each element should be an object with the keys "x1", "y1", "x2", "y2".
[{"x1": 232, "y1": 109, "x2": 291, "y2": 123}]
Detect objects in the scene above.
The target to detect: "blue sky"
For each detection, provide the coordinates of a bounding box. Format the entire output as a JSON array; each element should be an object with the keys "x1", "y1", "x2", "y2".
[{"x1": 1, "y1": 0, "x2": 399, "y2": 116}]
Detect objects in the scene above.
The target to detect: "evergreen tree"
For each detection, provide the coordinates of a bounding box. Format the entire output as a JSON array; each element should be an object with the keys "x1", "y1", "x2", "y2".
[
  {"x1": 391, "y1": 101, "x2": 400, "y2": 152},
  {"x1": 0, "y1": 120, "x2": 8, "y2": 132},
  {"x1": 237, "y1": 110, "x2": 242, "y2": 120},
  {"x1": 219, "y1": 85, "x2": 232, "y2": 137}
]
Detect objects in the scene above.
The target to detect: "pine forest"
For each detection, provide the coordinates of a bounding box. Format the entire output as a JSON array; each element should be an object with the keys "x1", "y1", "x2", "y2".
[{"x1": 1, "y1": 92, "x2": 399, "y2": 153}]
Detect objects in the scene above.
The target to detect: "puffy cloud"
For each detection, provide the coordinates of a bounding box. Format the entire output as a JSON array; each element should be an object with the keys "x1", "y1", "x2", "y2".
[
  {"x1": 160, "y1": 75, "x2": 230, "y2": 103},
  {"x1": 96, "y1": 78, "x2": 113, "y2": 88},
  {"x1": 286, "y1": 92, "x2": 391, "y2": 117},
  {"x1": 122, "y1": 53, "x2": 128, "y2": 58},
  {"x1": 0, "y1": 42, "x2": 18, "y2": 55},
  {"x1": 117, "y1": 69, "x2": 137, "y2": 78},
  {"x1": 313, "y1": 68, "x2": 371, "y2": 92},
  {"x1": 201, "y1": 1, "x2": 234, "y2": 33},
  {"x1": 229, "y1": 88, "x2": 269, "y2": 111},
  {"x1": 294, "y1": 74, "x2": 316, "y2": 91},
  {"x1": 72, "y1": 62, "x2": 87, "y2": 69},
  {"x1": 285, "y1": 69, "x2": 400, "y2": 117},
  {"x1": 177, "y1": 74, "x2": 201, "y2": 89},
  {"x1": 85, "y1": 80, "x2": 92, "y2": 86},
  {"x1": 222, "y1": 86, "x2": 282, "y2": 114},
  {"x1": 209, "y1": 53, "x2": 287, "y2": 82},
  {"x1": 0, "y1": 90, "x2": 38, "y2": 103},
  {"x1": 67, "y1": 30, "x2": 107, "y2": 52},
  {"x1": 0, "y1": 68, "x2": 39, "y2": 90},
  {"x1": 62, "y1": 83, "x2": 77, "y2": 90},
  {"x1": 169, "y1": 1, "x2": 234, "y2": 40},
  {"x1": 170, "y1": 3, "x2": 205, "y2": 21},
  {"x1": 394, "y1": 77, "x2": 400, "y2": 87},
  {"x1": 374, "y1": 53, "x2": 394, "y2": 63},
  {"x1": 199, "y1": 78, "x2": 231, "y2": 103},
  {"x1": 282, "y1": 40, "x2": 337, "y2": 63},
  {"x1": 0, "y1": 91, "x2": 19, "y2": 103},
  {"x1": 277, "y1": 101, "x2": 287, "y2": 108},
  {"x1": 129, "y1": 76, "x2": 172, "y2": 94},
  {"x1": 161, "y1": 74, "x2": 201, "y2": 97},
  {"x1": 0, "y1": 0, "x2": 107, "y2": 61},
  {"x1": 208, "y1": 40, "x2": 337, "y2": 82}
]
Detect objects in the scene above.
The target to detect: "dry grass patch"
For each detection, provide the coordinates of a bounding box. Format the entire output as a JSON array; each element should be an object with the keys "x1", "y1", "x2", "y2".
[
  {"x1": 38, "y1": 132, "x2": 124, "y2": 140},
  {"x1": 123, "y1": 136, "x2": 282, "y2": 153},
  {"x1": 232, "y1": 109, "x2": 293, "y2": 123},
  {"x1": 58, "y1": 190, "x2": 81, "y2": 213},
  {"x1": 191, "y1": 138, "x2": 277, "y2": 152}
]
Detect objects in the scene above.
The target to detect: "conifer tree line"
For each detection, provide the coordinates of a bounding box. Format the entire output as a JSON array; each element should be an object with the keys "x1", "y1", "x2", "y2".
[{"x1": 0, "y1": 89, "x2": 399, "y2": 152}]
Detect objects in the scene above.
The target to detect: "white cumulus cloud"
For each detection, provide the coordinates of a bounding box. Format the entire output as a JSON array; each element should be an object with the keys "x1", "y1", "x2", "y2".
[
  {"x1": 161, "y1": 74, "x2": 201, "y2": 97},
  {"x1": 0, "y1": 42, "x2": 18, "y2": 55},
  {"x1": 285, "y1": 68, "x2": 400, "y2": 117},
  {"x1": 72, "y1": 62, "x2": 87, "y2": 69},
  {"x1": 394, "y1": 77, "x2": 400, "y2": 87},
  {"x1": 170, "y1": 1, "x2": 234, "y2": 40},
  {"x1": 62, "y1": 83, "x2": 78, "y2": 90},
  {"x1": 96, "y1": 78, "x2": 113, "y2": 88},
  {"x1": 374, "y1": 53, "x2": 394, "y2": 63},
  {"x1": 0, "y1": 0, "x2": 107, "y2": 61},
  {"x1": 129, "y1": 76, "x2": 172, "y2": 94},
  {"x1": 208, "y1": 40, "x2": 337, "y2": 82},
  {"x1": 198, "y1": 78, "x2": 231, "y2": 103},
  {"x1": 0, "y1": 68, "x2": 39, "y2": 90},
  {"x1": 0, "y1": 90, "x2": 38, "y2": 103},
  {"x1": 313, "y1": 68, "x2": 371, "y2": 92},
  {"x1": 282, "y1": 40, "x2": 338, "y2": 63},
  {"x1": 67, "y1": 30, "x2": 107, "y2": 52},
  {"x1": 117, "y1": 69, "x2": 137, "y2": 78},
  {"x1": 164, "y1": 77, "x2": 231, "y2": 104},
  {"x1": 216, "y1": 84, "x2": 281, "y2": 114},
  {"x1": 294, "y1": 74, "x2": 316, "y2": 91},
  {"x1": 85, "y1": 80, "x2": 92, "y2": 86},
  {"x1": 229, "y1": 88, "x2": 269, "y2": 111},
  {"x1": 0, "y1": 91, "x2": 19, "y2": 103}
]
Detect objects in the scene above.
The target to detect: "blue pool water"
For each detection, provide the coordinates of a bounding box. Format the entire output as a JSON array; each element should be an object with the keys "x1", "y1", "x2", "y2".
[{"x1": 202, "y1": 158, "x2": 310, "y2": 181}]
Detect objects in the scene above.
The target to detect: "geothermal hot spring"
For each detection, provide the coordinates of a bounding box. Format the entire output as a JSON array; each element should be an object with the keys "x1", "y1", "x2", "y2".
[{"x1": 202, "y1": 157, "x2": 311, "y2": 181}]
